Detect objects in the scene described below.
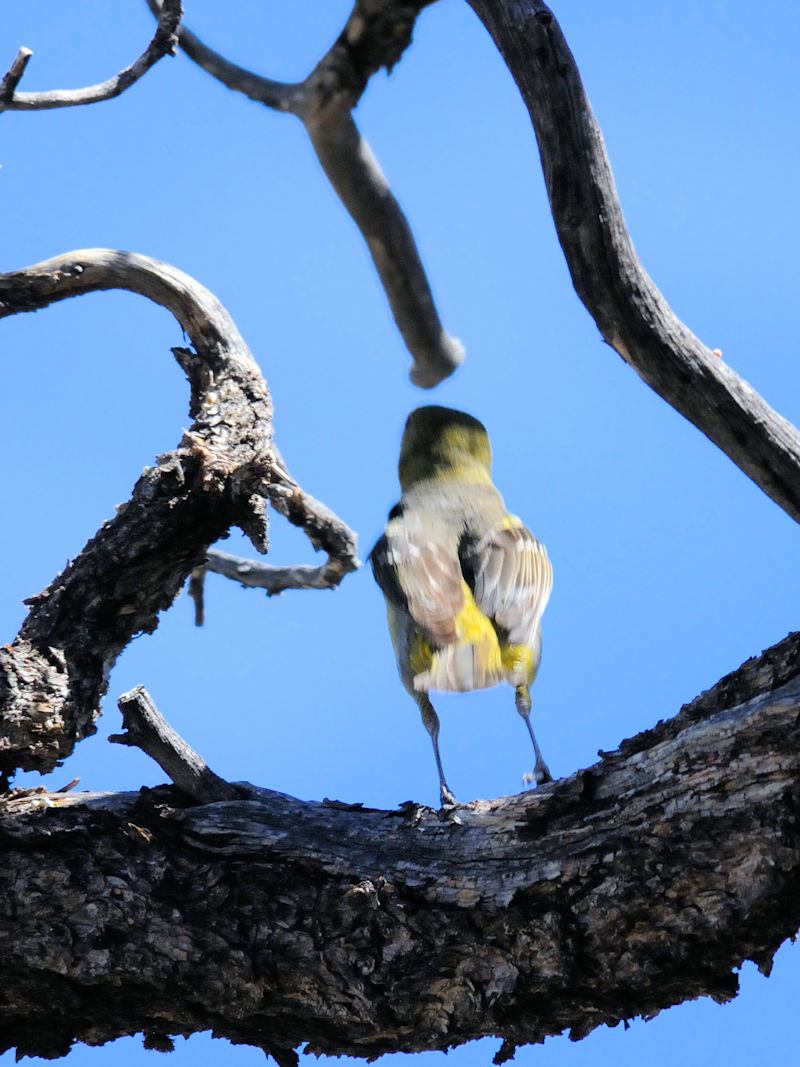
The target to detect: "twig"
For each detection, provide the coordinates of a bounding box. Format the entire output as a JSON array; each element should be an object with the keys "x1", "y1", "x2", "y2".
[
  {"x1": 112, "y1": 686, "x2": 240, "y2": 803},
  {"x1": 0, "y1": 0, "x2": 181, "y2": 113},
  {"x1": 467, "y1": 0, "x2": 800, "y2": 525},
  {"x1": 145, "y1": 0, "x2": 462, "y2": 387},
  {"x1": 205, "y1": 548, "x2": 354, "y2": 597}
]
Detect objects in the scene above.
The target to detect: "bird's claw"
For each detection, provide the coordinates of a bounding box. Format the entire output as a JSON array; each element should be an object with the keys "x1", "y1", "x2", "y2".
[{"x1": 523, "y1": 762, "x2": 552, "y2": 788}]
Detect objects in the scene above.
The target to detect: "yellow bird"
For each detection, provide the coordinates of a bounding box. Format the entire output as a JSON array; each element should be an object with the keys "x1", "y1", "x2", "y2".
[{"x1": 370, "y1": 406, "x2": 553, "y2": 807}]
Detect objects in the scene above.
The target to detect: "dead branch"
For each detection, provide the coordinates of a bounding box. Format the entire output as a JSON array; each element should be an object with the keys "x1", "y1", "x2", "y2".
[
  {"x1": 188, "y1": 451, "x2": 361, "y2": 621},
  {"x1": 2, "y1": 629, "x2": 800, "y2": 1060},
  {"x1": 145, "y1": 0, "x2": 463, "y2": 388},
  {"x1": 0, "y1": 47, "x2": 32, "y2": 101},
  {"x1": 0, "y1": 0, "x2": 181, "y2": 112},
  {"x1": 0, "y1": 250, "x2": 357, "y2": 776},
  {"x1": 466, "y1": 0, "x2": 800, "y2": 525},
  {"x1": 204, "y1": 545, "x2": 357, "y2": 597},
  {"x1": 111, "y1": 686, "x2": 241, "y2": 804}
]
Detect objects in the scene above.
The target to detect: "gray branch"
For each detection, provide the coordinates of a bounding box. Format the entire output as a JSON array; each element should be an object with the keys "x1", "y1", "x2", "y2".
[
  {"x1": 145, "y1": 0, "x2": 463, "y2": 388},
  {"x1": 2, "y1": 628, "x2": 800, "y2": 1059},
  {"x1": 205, "y1": 544, "x2": 357, "y2": 596},
  {"x1": 111, "y1": 686, "x2": 241, "y2": 803},
  {"x1": 467, "y1": 0, "x2": 800, "y2": 525},
  {"x1": 0, "y1": 250, "x2": 357, "y2": 775},
  {"x1": 0, "y1": 47, "x2": 32, "y2": 102},
  {"x1": 0, "y1": 0, "x2": 181, "y2": 112}
]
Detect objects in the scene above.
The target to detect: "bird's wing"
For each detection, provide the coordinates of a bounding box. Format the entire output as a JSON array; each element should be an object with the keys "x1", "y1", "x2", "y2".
[
  {"x1": 369, "y1": 512, "x2": 465, "y2": 647},
  {"x1": 463, "y1": 520, "x2": 552, "y2": 647}
]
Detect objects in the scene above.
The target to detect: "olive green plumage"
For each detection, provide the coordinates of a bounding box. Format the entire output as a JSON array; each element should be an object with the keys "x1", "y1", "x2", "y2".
[{"x1": 370, "y1": 406, "x2": 553, "y2": 807}]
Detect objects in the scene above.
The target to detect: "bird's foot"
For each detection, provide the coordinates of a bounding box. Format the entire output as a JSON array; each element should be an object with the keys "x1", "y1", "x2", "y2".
[
  {"x1": 523, "y1": 761, "x2": 552, "y2": 788},
  {"x1": 440, "y1": 783, "x2": 458, "y2": 809}
]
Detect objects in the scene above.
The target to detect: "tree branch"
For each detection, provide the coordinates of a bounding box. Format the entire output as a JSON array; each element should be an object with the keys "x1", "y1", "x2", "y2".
[
  {"x1": 0, "y1": 0, "x2": 181, "y2": 112},
  {"x1": 203, "y1": 543, "x2": 359, "y2": 598},
  {"x1": 145, "y1": 0, "x2": 463, "y2": 388},
  {"x1": 0, "y1": 47, "x2": 32, "y2": 102},
  {"x1": 0, "y1": 250, "x2": 357, "y2": 776},
  {"x1": 111, "y1": 686, "x2": 241, "y2": 804},
  {"x1": 304, "y1": 104, "x2": 465, "y2": 387},
  {"x1": 2, "y1": 629, "x2": 800, "y2": 1060},
  {"x1": 466, "y1": 0, "x2": 800, "y2": 525}
]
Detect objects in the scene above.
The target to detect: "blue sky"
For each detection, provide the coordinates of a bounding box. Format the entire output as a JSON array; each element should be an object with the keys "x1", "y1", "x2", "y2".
[{"x1": 1, "y1": 1, "x2": 799, "y2": 1065}]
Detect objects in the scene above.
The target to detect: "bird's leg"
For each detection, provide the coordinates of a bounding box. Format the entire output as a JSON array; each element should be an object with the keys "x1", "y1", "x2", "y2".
[
  {"x1": 516, "y1": 684, "x2": 552, "y2": 786},
  {"x1": 417, "y1": 693, "x2": 457, "y2": 807}
]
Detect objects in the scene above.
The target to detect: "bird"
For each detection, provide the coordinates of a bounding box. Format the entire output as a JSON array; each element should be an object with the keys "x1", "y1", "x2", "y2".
[{"x1": 369, "y1": 405, "x2": 553, "y2": 807}]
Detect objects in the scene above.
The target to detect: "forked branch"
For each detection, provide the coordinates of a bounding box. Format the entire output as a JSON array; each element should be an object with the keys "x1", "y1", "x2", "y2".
[
  {"x1": 0, "y1": 0, "x2": 182, "y2": 112},
  {"x1": 0, "y1": 250, "x2": 357, "y2": 776},
  {"x1": 145, "y1": 0, "x2": 463, "y2": 388}
]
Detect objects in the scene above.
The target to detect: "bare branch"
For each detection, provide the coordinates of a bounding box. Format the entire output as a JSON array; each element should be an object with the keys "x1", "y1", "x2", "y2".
[
  {"x1": 0, "y1": 249, "x2": 357, "y2": 775},
  {"x1": 0, "y1": 0, "x2": 181, "y2": 113},
  {"x1": 266, "y1": 445, "x2": 360, "y2": 569},
  {"x1": 2, "y1": 629, "x2": 800, "y2": 1058},
  {"x1": 145, "y1": 0, "x2": 462, "y2": 387},
  {"x1": 0, "y1": 47, "x2": 32, "y2": 103},
  {"x1": 189, "y1": 458, "x2": 360, "y2": 619},
  {"x1": 111, "y1": 686, "x2": 241, "y2": 803},
  {"x1": 203, "y1": 546, "x2": 356, "y2": 598},
  {"x1": 305, "y1": 105, "x2": 465, "y2": 387},
  {"x1": 145, "y1": 7, "x2": 301, "y2": 111},
  {"x1": 466, "y1": 0, "x2": 800, "y2": 524}
]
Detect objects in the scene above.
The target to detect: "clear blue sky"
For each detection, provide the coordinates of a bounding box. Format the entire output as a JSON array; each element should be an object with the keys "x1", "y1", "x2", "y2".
[{"x1": 2, "y1": 2, "x2": 799, "y2": 1065}]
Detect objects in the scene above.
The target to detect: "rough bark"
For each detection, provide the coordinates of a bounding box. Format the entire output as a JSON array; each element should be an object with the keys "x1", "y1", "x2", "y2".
[
  {"x1": 465, "y1": 0, "x2": 800, "y2": 525},
  {"x1": 0, "y1": 251, "x2": 357, "y2": 777},
  {"x1": 1, "y1": 631, "x2": 799, "y2": 1062},
  {"x1": 3, "y1": 4, "x2": 800, "y2": 1064}
]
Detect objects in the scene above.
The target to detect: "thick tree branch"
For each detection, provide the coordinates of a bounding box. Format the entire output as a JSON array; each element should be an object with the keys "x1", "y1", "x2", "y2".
[
  {"x1": 0, "y1": 250, "x2": 357, "y2": 775},
  {"x1": 0, "y1": 0, "x2": 181, "y2": 112},
  {"x1": 466, "y1": 0, "x2": 800, "y2": 525},
  {"x1": 1, "y1": 629, "x2": 800, "y2": 1060},
  {"x1": 146, "y1": 0, "x2": 463, "y2": 388}
]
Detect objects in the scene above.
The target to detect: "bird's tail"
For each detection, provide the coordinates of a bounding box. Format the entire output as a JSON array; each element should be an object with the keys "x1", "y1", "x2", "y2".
[{"x1": 413, "y1": 587, "x2": 505, "y2": 693}]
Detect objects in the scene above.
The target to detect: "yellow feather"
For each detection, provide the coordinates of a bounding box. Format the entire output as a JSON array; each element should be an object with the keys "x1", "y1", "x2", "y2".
[
  {"x1": 415, "y1": 583, "x2": 505, "y2": 692},
  {"x1": 500, "y1": 643, "x2": 535, "y2": 686}
]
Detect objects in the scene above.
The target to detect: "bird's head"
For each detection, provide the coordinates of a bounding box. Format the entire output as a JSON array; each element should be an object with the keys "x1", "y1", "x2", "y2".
[{"x1": 398, "y1": 406, "x2": 492, "y2": 490}]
